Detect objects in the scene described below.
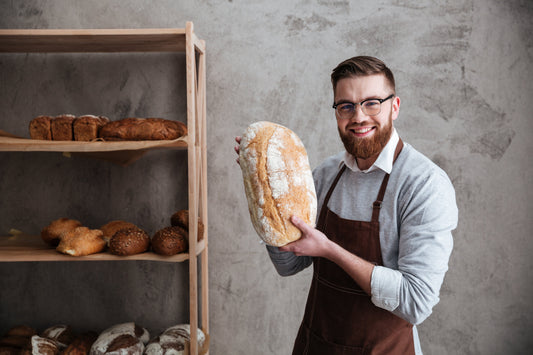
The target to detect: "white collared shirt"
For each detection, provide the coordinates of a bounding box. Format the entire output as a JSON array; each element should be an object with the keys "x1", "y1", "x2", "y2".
[{"x1": 342, "y1": 128, "x2": 399, "y2": 174}]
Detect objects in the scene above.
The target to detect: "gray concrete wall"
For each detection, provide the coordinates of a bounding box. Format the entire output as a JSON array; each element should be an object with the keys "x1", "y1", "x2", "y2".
[{"x1": 0, "y1": 1, "x2": 531, "y2": 354}]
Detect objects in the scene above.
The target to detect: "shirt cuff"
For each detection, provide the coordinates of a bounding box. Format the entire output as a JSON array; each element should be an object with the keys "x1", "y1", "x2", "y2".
[{"x1": 370, "y1": 265, "x2": 401, "y2": 312}]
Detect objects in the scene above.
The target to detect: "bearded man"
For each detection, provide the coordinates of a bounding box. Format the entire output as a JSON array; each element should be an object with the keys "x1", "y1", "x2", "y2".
[{"x1": 260, "y1": 56, "x2": 458, "y2": 354}]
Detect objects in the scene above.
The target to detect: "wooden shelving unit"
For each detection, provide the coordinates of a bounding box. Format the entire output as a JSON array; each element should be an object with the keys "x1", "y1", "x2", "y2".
[{"x1": 0, "y1": 22, "x2": 208, "y2": 355}]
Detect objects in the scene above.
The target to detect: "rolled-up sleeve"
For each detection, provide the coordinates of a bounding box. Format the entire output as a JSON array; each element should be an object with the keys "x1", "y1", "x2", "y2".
[
  {"x1": 370, "y1": 170, "x2": 458, "y2": 325},
  {"x1": 266, "y1": 245, "x2": 313, "y2": 276}
]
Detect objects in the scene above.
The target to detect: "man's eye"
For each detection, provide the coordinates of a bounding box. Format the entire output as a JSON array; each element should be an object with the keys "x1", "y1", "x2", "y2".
[
  {"x1": 338, "y1": 103, "x2": 354, "y2": 112},
  {"x1": 363, "y1": 100, "x2": 379, "y2": 107}
]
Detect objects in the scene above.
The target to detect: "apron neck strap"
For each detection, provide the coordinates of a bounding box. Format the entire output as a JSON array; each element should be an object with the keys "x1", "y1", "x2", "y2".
[{"x1": 371, "y1": 139, "x2": 404, "y2": 222}]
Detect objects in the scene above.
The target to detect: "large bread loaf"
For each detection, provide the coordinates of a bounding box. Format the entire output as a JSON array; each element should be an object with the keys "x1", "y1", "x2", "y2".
[{"x1": 239, "y1": 121, "x2": 317, "y2": 247}]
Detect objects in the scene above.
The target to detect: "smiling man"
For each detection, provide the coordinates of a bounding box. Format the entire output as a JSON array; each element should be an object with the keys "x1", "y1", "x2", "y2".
[{"x1": 266, "y1": 56, "x2": 459, "y2": 354}]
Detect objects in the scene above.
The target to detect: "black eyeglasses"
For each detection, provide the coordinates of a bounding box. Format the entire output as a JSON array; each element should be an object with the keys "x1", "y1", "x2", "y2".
[{"x1": 333, "y1": 94, "x2": 395, "y2": 118}]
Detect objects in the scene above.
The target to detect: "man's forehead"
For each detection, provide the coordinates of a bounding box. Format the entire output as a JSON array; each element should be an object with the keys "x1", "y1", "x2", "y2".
[{"x1": 334, "y1": 74, "x2": 390, "y2": 98}]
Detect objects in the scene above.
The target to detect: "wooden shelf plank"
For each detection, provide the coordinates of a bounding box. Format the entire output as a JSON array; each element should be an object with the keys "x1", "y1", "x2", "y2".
[
  {"x1": 0, "y1": 28, "x2": 188, "y2": 53},
  {"x1": 0, "y1": 234, "x2": 206, "y2": 263},
  {"x1": 0, "y1": 135, "x2": 188, "y2": 152}
]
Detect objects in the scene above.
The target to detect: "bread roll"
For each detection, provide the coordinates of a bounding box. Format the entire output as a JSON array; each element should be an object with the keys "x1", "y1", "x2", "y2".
[
  {"x1": 145, "y1": 324, "x2": 207, "y2": 355},
  {"x1": 152, "y1": 226, "x2": 188, "y2": 256},
  {"x1": 239, "y1": 121, "x2": 317, "y2": 246},
  {"x1": 29, "y1": 115, "x2": 53, "y2": 140},
  {"x1": 108, "y1": 228, "x2": 150, "y2": 256},
  {"x1": 0, "y1": 325, "x2": 36, "y2": 354},
  {"x1": 99, "y1": 118, "x2": 187, "y2": 141},
  {"x1": 56, "y1": 227, "x2": 106, "y2": 256},
  {"x1": 170, "y1": 210, "x2": 204, "y2": 241},
  {"x1": 73, "y1": 115, "x2": 109, "y2": 141},
  {"x1": 41, "y1": 218, "x2": 83, "y2": 246},
  {"x1": 100, "y1": 220, "x2": 139, "y2": 245},
  {"x1": 5, "y1": 325, "x2": 36, "y2": 338},
  {"x1": 90, "y1": 322, "x2": 149, "y2": 355}
]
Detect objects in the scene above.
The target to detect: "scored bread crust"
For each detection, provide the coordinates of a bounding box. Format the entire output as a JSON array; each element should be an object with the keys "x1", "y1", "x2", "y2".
[{"x1": 239, "y1": 121, "x2": 317, "y2": 246}]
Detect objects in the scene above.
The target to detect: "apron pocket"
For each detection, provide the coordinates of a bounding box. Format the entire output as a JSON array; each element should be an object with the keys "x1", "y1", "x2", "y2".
[{"x1": 299, "y1": 325, "x2": 366, "y2": 355}]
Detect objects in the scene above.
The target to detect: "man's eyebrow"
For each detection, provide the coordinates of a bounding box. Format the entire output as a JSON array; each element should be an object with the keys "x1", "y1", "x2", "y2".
[{"x1": 334, "y1": 96, "x2": 382, "y2": 104}]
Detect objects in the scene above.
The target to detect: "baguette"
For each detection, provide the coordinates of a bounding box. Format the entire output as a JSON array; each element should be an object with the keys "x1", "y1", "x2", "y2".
[{"x1": 239, "y1": 121, "x2": 317, "y2": 246}]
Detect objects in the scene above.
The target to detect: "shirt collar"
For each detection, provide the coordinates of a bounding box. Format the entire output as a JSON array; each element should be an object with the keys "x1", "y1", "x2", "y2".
[{"x1": 341, "y1": 128, "x2": 399, "y2": 174}]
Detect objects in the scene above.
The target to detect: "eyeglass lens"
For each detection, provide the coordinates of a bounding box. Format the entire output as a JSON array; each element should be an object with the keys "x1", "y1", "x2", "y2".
[{"x1": 337, "y1": 100, "x2": 382, "y2": 118}]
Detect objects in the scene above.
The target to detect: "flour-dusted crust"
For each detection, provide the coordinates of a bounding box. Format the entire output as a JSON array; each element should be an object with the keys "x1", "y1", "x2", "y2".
[
  {"x1": 239, "y1": 121, "x2": 317, "y2": 246},
  {"x1": 90, "y1": 322, "x2": 149, "y2": 355},
  {"x1": 144, "y1": 324, "x2": 207, "y2": 355}
]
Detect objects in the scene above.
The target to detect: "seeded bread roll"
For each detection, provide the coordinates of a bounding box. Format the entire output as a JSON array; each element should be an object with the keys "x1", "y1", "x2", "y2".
[
  {"x1": 56, "y1": 227, "x2": 106, "y2": 256},
  {"x1": 41, "y1": 218, "x2": 83, "y2": 246},
  {"x1": 99, "y1": 118, "x2": 187, "y2": 141},
  {"x1": 152, "y1": 226, "x2": 188, "y2": 256},
  {"x1": 239, "y1": 121, "x2": 317, "y2": 246},
  {"x1": 51, "y1": 114, "x2": 76, "y2": 141},
  {"x1": 29, "y1": 115, "x2": 53, "y2": 140},
  {"x1": 73, "y1": 115, "x2": 109, "y2": 141},
  {"x1": 108, "y1": 228, "x2": 150, "y2": 256},
  {"x1": 170, "y1": 210, "x2": 204, "y2": 241},
  {"x1": 100, "y1": 220, "x2": 139, "y2": 245}
]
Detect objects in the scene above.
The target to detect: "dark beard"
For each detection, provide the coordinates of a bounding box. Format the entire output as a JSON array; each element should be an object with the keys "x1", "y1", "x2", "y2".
[{"x1": 338, "y1": 113, "x2": 393, "y2": 159}]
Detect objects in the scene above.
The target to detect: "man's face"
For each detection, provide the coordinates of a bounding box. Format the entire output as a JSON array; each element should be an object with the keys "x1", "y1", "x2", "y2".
[{"x1": 334, "y1": 74, "x2": 400, "y2": 166}]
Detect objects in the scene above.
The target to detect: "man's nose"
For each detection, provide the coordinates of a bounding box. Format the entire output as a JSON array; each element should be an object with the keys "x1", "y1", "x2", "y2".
[{"x1": 350, "y1": 104, "x2": 367, "y2": 122}]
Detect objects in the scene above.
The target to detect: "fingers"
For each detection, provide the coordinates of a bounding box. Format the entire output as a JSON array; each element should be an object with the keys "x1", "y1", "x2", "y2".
[
  {"x1": 235, "y1": 136, "x2": 241, "y2": 165},
  {"x1": 290, "y1": 215, "x2": 310, "y2": 233}
]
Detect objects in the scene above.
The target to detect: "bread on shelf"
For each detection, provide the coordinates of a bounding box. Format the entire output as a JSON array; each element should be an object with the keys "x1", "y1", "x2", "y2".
[
  {"x1": 50, "y1": 114, "x2": 76, "y2": 141},
  {"x1": 41, "y1": 218, "x2": 83, "y2": 247},
  {"x1": 99, "y1": 118, "x2": 187, "y2": 141},
  {"x1": 29, "y1": 115, "x2": 53, "y2": 140},
  {"x1": 73, "y1": 115, "x2": 109, "y2": 141},
  {"x1": 56, "y1": 226, "x2": 106, "y2": 257}
]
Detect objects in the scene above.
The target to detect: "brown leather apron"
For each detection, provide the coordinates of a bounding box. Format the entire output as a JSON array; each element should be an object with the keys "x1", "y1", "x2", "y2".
[{"x1": 292, "y1": 140, "x2": 415, "y2": 355}]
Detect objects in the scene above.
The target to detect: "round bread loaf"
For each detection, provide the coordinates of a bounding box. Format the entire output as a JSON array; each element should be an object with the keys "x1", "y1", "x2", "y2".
[
  {"x1": 41, "y1": 325, "x2": 73, "y2": 348},
  {"x1": 108, "y1": 228, "x2": 150, "y2": 256},
  {"x1": 28, "y1": 335, "x2": 60, "y2": 355},
  {"x1": 100, "y1": 220, "x2": 139, "y2": 245},
  {"x1": 62, "y1": 332, "x2": 97, "y2": 355},
  {"x1": 41, "y1": 218, "x2": 83, "y2": 246},
  {"x1": 145, "y1": 324, "x2": 207, "y2": 355},
  {"x1": 152, "y1": 226, "x2": 188, "y2": 256},
  {"x1": 5, "y1": 325, "x2": 36, "y2": 338},
  {"x1": 56, "y1": 227, "x2": 106, "y2": 257},
  {"x1": 90, "y1": 322, "x2": 149, "y2": 355},
  {"x1": 239, "y1": 121, "x2": 317, "y2": 246},
  {"x1": 170, "y1": 210, "x2": 204, "y2": 241}
]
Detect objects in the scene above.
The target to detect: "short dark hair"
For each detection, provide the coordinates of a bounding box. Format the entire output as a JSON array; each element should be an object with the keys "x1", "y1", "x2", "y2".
[{"x1": 331, "y1": 56, "x2": 396, "y2": 93}]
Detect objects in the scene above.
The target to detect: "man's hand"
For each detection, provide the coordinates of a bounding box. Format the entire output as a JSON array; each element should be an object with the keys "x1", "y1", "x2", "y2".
[
  {"x1": 234, "y1": 136, "x2": 241, "y2": 165},
  {"x1": 282, "y1": 215, "x2": 375, "y2": 295},
  {"x1": 279, "y1": 216, "x2": 334, "y2": 258}
]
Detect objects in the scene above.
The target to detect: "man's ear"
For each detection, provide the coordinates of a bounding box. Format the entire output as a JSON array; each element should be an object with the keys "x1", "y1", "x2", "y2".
[{"x1": 392, "y1": 96, "x2": 401, "y2": 121}]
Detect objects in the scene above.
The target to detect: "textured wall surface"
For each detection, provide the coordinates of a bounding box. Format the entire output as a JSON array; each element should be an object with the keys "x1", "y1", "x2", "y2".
[{"x1": 1, "y1": 1, "x2": 532, "y2": 354}]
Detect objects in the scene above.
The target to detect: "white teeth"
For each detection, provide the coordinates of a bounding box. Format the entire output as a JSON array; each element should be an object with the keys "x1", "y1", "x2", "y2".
[{"x1": 353, "y1": 127, "x2": 372, "y2": 134}]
